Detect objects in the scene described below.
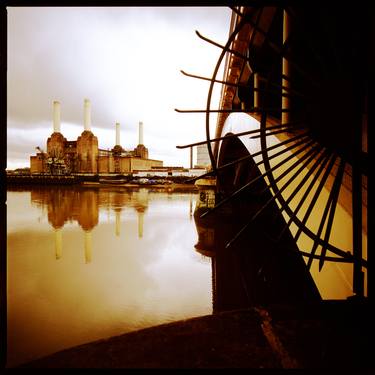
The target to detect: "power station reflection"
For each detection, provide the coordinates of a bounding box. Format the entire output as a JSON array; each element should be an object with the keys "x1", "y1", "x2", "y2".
[{"x1": 30, "y1": 186, "x2": 149, "y2": 262}]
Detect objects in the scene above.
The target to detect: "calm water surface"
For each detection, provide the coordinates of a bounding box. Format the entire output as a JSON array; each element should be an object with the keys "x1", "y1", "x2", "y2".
[
  {"x1": 6, "y1": 184, "x2": 358, "y2": 367},
  {"x1": 7, "y1": 186, "x2": 211, "y2": 367}
]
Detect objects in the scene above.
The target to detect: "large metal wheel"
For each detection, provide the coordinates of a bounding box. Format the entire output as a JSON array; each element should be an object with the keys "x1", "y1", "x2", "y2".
[{"x1": 176, "y1": 5, "x2": 369, "y2": 298}]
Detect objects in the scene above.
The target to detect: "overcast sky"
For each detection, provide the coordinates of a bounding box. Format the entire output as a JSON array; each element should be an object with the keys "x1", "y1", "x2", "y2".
[{"x1": 7, "y1": 6, "x2": 232, "y2": 169}]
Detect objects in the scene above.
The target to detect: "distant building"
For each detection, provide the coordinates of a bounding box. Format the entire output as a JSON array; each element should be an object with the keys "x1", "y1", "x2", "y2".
[
  {"x1": 30, "y1": 99, "x2": 163, "y2": 175},
  {"x1": 133, "y1": 168, "x2": 207, "y2": 178},
  {"x1": 7, "y1": 167, "x2": 31, "y2": 175},
  {"x1": 196, "y1": 144, "x2": 211, "y2": 168}
]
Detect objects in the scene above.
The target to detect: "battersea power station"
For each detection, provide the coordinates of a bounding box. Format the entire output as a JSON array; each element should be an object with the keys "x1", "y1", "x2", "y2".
[{"x1": 30, "y1": 99, "x2": 163, "y2": 175}]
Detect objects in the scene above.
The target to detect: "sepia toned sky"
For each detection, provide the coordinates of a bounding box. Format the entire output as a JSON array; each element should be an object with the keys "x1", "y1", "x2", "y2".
[{"x1": 7, "y1": 6, "x2": 232, "y2": 169}]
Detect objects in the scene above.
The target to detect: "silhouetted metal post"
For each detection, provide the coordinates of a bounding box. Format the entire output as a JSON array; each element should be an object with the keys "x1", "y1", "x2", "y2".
[{"x1": 282, "y1": 9, "x2": 290, "y2": 125}]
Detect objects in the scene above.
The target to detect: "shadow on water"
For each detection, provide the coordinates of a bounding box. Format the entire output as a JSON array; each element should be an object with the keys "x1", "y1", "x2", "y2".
[
  {"x1": 193, "y1": 135, "x2": 321, "y2": 313},
  {"x1": 193, "y1": 192, "x2": 322, "y2": 314}
]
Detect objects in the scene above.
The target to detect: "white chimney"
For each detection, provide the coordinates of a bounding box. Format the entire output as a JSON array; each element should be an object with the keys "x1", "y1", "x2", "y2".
[
  {"x1": 138, "y1": 121, "x2": 144, "y2": 145},
  {"x1": 84, "y1": 98, "x2": 91, "y2": 131},
  {"x1": 53, "y1": 101, "x2": 61, "y2": 133},
  {"x1": 115, "y1": 122, "x2": 120, "y2": 146}
]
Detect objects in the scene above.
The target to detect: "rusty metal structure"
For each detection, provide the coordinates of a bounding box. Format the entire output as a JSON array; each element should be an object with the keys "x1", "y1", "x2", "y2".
[{"x1": 177, "y1": 4, "x2": 370, "y2": 301}]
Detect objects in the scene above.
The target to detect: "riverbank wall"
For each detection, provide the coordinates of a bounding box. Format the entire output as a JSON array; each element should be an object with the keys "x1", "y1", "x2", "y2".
[{"x1": 6, "y1": 174, "x2": 198, "y2": 188}]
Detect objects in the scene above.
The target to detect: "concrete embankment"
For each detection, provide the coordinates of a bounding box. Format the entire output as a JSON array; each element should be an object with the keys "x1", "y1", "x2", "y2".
[
  {"x1": 81, "y1": 182, "x2": 199, "y2": 192},
  {"x1": 6, "y1": 174, "x2": 78, "y2": 185},
  {"x1": 6, "y1": 175, "x2": 199, "y2": 192},
  {"x1": 17, "y1": 300, "x2": 373, "y2": 369}
]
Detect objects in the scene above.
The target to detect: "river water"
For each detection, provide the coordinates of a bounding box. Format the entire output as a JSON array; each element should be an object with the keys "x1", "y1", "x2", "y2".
[
  {"x1": 6, "y1": 186, "x2": 212, "y2": 367},
  {"x1": 6, "y1": 185, "x2": 360, "y2": 367}
]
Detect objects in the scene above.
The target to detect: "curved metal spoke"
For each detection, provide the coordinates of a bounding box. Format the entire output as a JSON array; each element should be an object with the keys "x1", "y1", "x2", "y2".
[
  {"x1": 200, "y1": 139, "x2": 316, "y2": 218},
  {"x1": 306, "y1": 158, "x2": 345, "y2": 270},
  {"x1": 277, "y1": 151, "x2": 332, "y2": 240},
  {"x1": 180, "y1": 70, "x2": 298, "y2": 98},
  {"x1": 294, "y1": 154, "x2": 338, "y2": 245},
  {"x1": 176, "y1": 123, "x2": 298, "y2": 149},
  {"x1": 175, "y1": 107, "x2": 295, "y2": 114},
  {"x1": 225, "y1": 146, "x2": 323, "y2": 249},
  {"x1": 318, "y1": 159, "x2": 346, "y2": 270},
  {"x1": 185, "y1": 132, "x2": 311, "y2": 183}
]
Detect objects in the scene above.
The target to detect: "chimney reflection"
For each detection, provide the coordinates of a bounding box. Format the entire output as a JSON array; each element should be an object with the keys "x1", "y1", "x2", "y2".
[
  {"x1": 138, "y1": 211, "x2": 144, "y2": 238},
  {"x1": 30, "y1": 186, "x2": 150, "y2": 261},
  {"x1": 134, "y1": 189, "x2": 148, "y2": 239},
  {"x1": 105, "y1": 190, "x2": 128, "y2": 237},
  {"x1": 115, "y1": 210, "x2": 121, "y2": 237},
  {"x1": 54, "y1": 228, "x2": 62, "y2": 260},
  {"x1": 77, "y1": 190, "x2": 99, "y2": 232},
  {"x1": 84, "y1": 230, "x2": 93, "y2": 264}
]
